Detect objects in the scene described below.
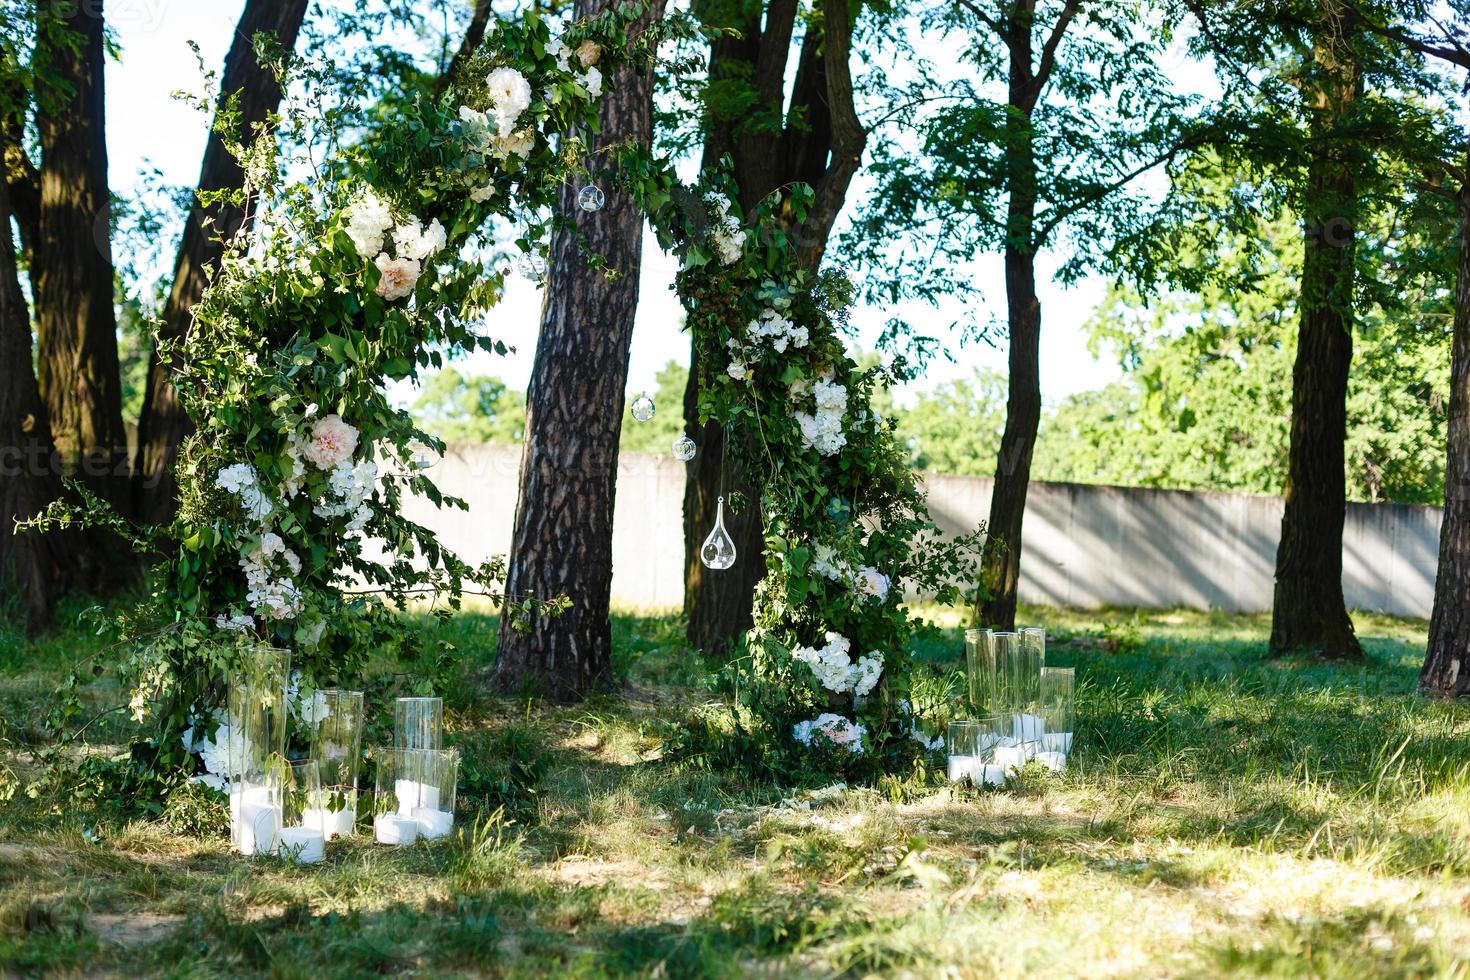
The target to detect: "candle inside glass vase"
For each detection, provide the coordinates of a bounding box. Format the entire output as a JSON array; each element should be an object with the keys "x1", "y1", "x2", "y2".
[{"x1": 278, "y1": 759, "x2": 325, "y2": 864}]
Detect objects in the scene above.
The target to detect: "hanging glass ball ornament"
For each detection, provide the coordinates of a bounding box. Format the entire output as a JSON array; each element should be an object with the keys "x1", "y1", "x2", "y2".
[
  {"x1": 631, "y1": 393, "x2": 656, "y2": 422},
  {"x1": 826, "y1": 494, "x2": 853, "y2": 525},
  {"x1": 700, "y1": 495, "x2": 737, "y2": 570},
  {"x1": 515, "y1": 252, "x2": 547, "y2": 283},
  {"x1": 672, "y1": 433, "x2": 697, "y2": 461},
  {"x1": 577, "y1": 184, "x2": 606, "y2": 212}
]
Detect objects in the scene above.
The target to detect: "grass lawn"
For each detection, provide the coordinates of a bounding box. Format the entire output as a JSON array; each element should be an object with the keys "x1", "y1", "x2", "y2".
[{"x1": 2, "y1": 603, "x2": 1469, "y2": 978}]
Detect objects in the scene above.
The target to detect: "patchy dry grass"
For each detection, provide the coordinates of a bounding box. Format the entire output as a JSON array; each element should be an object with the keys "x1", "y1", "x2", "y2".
[{"x1": 2, "y1": 602, "x2": 1469, "y2": 977}]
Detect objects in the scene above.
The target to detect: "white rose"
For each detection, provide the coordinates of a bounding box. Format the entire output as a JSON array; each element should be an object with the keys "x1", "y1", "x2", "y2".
[
  {"x1": 486, "y1": 66, "x2": 532, "y2": 135},
  {"x1": 470, "y1": 183, "x2": 497, "y2": 203},
  {"x1": 580, "y1": 66, "x2": 603, "y2": 98}
]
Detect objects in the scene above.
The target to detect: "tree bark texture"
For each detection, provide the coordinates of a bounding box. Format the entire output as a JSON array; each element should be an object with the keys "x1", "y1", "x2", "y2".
[
  {"x1": 1269, "y1": 7, "x2": 1364, "y2": 660},
  {"x1": 1421, "y1": 146, "x2": 1470, "y2": 695},
  {"x1": 493, "y1": 0, "x2": 667, "y2": 700},
  {"x1": 133, "y1": 0, "x2": 309, "y2": 525},
  {"x1": 32, "y1": 0, "x2": 130, "y2": 516},
  {"x1": 682, "y1": 0, "x2": 865, "y2": 653},
  {"x1": 977, "y1": 0, "x2": 1060, "y2": 631},
  {"x1": 0, "y1": 179, "x2": 77, "y2": 633}
]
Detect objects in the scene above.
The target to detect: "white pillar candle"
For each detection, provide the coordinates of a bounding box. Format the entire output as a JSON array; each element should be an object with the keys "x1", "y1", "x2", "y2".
[
  {"x1": 414, "y1": 807, "x2": 454, "y2": 840},
  {"x1": 304, "y1": 806, "x2": 356, "y2": 840},
  {"x1": 394, "y1": 779, "x2": 440, "y2": 815},
  {"x1": 1041, "y1": 731, "x2": 1073, "y2": 753},
  {"x1": 947, "y1": 755, "x2": 982, "y2": 782},
  {"x1": 278, "y1": 826, "x2": 326, "y2": 864},
  {"x1": 374, "y1": 812, "x2": 420, "y2": 845},
  {"x1": 1036, "y1": 751, "x2": 1067, "y2": 772},
  {"x1": 1011, "y1": 713, "x2": 1046, "y2": 743},
  {"x1": 992, "y1": 745, "x2": 1028, "y2": 775},
  {"x1": 231, "y1": 786, "x2": 280, "y2": 856}
]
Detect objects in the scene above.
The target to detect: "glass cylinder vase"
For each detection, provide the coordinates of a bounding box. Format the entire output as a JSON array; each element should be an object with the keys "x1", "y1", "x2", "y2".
[
  {"x1": 407, "y1": 748, "x2": 459, "y2": 840},
  {"x1": 1038, "y1": 666, "x2": 1075, "y2": 771},
  {"x1": 226, "y1": 645, "x2": 291, "y2": 856},
  {"x1": 279, "y1": 760, "x2": 325, "y2": 864},
  {"x1": 947, "y1": 715, "x2": 1009, "y2": 786},
  {"x1": 393, "y1": 697, "x2": 443, "y2": 751},
  {"x1": 307, "y1": 689, "x2": 364, "y2": 840},
  {"x1": 997, "y1": 630, "x2": 1045, "y2": 749},
  {"x1": 964, "y1": 628, "x2": 995, "y2": 715},
  {"x1": 372, "y1": 748, "x2": 421, "y2": 845}
]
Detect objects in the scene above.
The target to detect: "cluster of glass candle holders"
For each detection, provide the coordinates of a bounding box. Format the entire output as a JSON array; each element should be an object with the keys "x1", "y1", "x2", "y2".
[
  {"x1": 947, "y1": 628, "x2": 1075, "y2": 787},
  {"x1": 224, "y1": 647, "x2": 458, "y2": 863}
]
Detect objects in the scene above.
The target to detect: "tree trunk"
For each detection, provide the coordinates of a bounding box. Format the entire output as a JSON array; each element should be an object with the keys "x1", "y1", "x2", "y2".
[
  {"x1": 132, "y1": 0, "x2": 310, "y2": 525},
  {"x1": 0, "y1": 179, "x2": 77, "y2": 633},
  {"x1": 1421, "y1": 146, "x2": 1470, "y2": 695},
  {"x1": 493, "y1": 0, "x2": 667, "y2": 700},
  {"x1": 32, "y1": 0, "x2": 130, "y2": 517},
  {"x1": 1269, "y1": 11, "x2": 1363, "y2": 660},
  {"x1": 977, "y1": 2, "x2": 1042, "y2": 632},
  {"x1": 682, "y1": 0, "x2": 863, "y2": 652}
]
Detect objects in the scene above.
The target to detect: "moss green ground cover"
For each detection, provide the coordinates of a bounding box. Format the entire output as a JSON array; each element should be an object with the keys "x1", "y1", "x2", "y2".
[{"x1": 1, "y1": 603, "x2": 1467, "y2": 978}]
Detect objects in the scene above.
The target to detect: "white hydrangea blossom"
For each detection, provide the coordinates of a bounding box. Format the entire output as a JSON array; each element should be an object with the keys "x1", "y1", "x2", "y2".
[
  {"x1": 791, "y1": 374, "x2": 847, "y2": 456},
  {"x1": 470, "y1": 182, "x2": 497, "y2": 203},
  {"x1": 314, "y1": 458, "x2": 379, "y2": 532},
  {"x1": 580, "y1": 65, "x2": 603, "y2": 98},
  {"x1": 811, "y1": 543, "x2": 852, "y2": 584},
  {"x1": 394, "y1": 217, "x2": 447, "y2": 261},
  {"x1": 792, "y1": 713, "x2": 866, "y2": 755},
  {"x1": 215, "y1": 464, "x2": 274, "y2": 522},
  {"x1": 195, "y1": 720, "x2": 253, "y2": 792},
  {"x1": 214, "y1": 613, "x2": 255, "y2": 632},
  {"x1": 727, "y1": 360, "x2": 748, "y2": 381},
  {"x1": 704, "y1": 193, "x2": 746, "y2": 265},
  {"x1": 240, "y1": 532, "x2": 303, "y2": 620},
  {"x1": 790, "y1": 632, "x2": 885, "y2": 697},
  {"x1": 345, "y1": 191, "x2": 394, "y2": 259},
  {"x1": 459, "y1": 105, "x2": 494, "y2": 152},
  {"x1": 747, "y1": 307, "x2": 809, "y2": 353}
]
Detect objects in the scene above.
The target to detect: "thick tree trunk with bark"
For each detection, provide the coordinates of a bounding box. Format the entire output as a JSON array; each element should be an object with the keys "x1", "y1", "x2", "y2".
[
  {"x1": 1421, "y1": 149, "x2": 1470, "y2": 695},
  {"x1": 976, "y1": 0, "x2": 1046, "y2": 631},
  {"x1": 493, "y1": 0, "x2": 666, "y2": 700},
  {"x1": 0, "y1": 181, "x2": 77, "y2": 633},
  {"x1": 32, "y1": 0, "x2": 130, "y2": 516},
  {"x1": 682, "y1": 0, "x2": 864, "y2": 652},
  {"x1": 133, "y1": 0, "x2": 309, "y2": 525},
  {"x1": 1269, "y1": 13, "x2": 1364, "y2": 660}
]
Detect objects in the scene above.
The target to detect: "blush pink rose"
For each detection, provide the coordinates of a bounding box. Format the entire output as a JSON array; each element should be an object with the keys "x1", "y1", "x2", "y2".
[
  {"x1": 304, "y1": 414, "x2": 359, "y2": 470},
  {"x1": 375, "y1": 253, "x2": 421, "y2": 302}
]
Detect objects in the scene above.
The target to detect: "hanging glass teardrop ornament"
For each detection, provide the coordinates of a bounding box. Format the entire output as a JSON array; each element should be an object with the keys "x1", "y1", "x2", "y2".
[
  {"x1": 577, "y1": 184, "x2": 605, "y2": 212},
  {"x1": 631, "y1": 393, "x2": 655, "y2": 422},
  {"x1": 515, "y1": 252, "x2": 547, "y2": 283},
  {"x1": 672, "y1": 433, "x2": 697, "y2": 461},
  {"x1": 700, "y1": 496, "x2": 737, "y2": 570}
]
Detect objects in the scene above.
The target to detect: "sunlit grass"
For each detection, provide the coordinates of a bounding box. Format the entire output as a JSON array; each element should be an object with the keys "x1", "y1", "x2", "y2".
[{"x1": 2, "y1": 602, "x2": 1468, "y2": 977}]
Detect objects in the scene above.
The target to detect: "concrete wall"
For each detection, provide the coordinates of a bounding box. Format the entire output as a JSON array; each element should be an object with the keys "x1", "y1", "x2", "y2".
[{"x1": 403, "y1": 443, "x2": 1442, "y2": 618}]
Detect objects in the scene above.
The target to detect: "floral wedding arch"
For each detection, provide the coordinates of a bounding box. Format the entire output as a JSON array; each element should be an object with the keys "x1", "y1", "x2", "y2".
[{"x1": 50, "y1": 4, "x2": 977, "y2": 786}]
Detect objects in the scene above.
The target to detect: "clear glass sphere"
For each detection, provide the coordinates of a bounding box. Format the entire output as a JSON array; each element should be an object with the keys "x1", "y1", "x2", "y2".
[
  {"x1": 631, "y1": 394, "x2": 655, "y2": 422},
  {"x1": 515, "y1": 252, "x2": 547, "y2": 283},
  {"x1": 577, "y1": 185, "x2": 605, "y2": 212},
  {"x1": 672, "y1": 434, "x2": 697, "y2": 461}
]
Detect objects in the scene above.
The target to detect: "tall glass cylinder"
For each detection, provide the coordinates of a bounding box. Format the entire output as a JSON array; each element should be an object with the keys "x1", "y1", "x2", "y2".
[
  {"x1": 963, "y1": 628, "x2": 995, "y2": 715},
  {"x1": 226, "y1": 645, "x2": 290, "y2": 855},
  {"x1": 394, "y1": 697, "x2": 443, "y2": 751},
  {"x1": 279, "y1": 760, "x2": 325, "y2": 864},
  {"x1": 996, "y1": 630, "x2": 1044, "y2": 747},
  {"x1": 307, "y1": 689, "x2": 364, "y2": 840},
  {"x1": 1039, "y1": 666, "x2": 1075, "y2": 769}
]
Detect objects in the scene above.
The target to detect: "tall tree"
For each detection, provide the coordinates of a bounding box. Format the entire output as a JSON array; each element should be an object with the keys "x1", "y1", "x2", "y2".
[
  {"x1": 0, "y1": 177, "x2": 76, "y2": 631},
  {"x1": 493, "y1": 0, "x2": 669, "y2": 700},
  {"x1": 30, "y1": 0, "x2": 130, "y2": 515},
  {"x1": 1182, "y1": 0, "x2": 1443, "y2": 659},
  {"x1": 132, "y1": 0, "x2": 311, "y2": 526},
  {"x1": 856, "y1": 0, "x2": 1190, "y2": 629},
  {"x1": 681, "y1": 0, "x2": 867, "y2": 652},
  {"x1": 1268, "y1": 0, "x2": 1366, "y2": 660}
]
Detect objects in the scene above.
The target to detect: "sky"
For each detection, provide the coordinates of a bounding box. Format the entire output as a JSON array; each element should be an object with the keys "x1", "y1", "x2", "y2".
[{"x1": 101, "y1": 0, "x2": 1130, "y2": 411}]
